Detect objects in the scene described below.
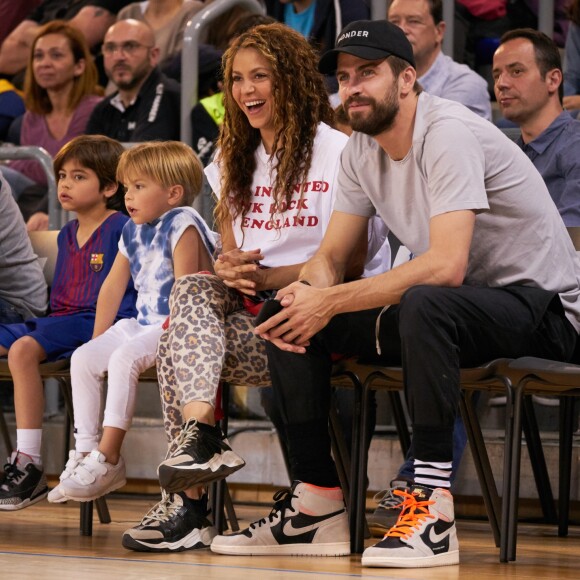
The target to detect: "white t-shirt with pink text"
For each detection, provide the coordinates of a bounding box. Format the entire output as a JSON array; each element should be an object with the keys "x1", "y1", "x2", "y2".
[{"x1": 205, "y1": 122, "x2": 348, "y2": 268}]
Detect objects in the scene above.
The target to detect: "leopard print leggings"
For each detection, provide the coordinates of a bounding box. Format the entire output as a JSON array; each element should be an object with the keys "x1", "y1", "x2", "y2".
[{"x1": 157, "y1": 273, "x2": 271, "y2": 441}]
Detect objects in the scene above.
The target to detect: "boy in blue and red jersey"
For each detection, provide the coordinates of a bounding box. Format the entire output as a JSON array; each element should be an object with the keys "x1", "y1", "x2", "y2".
[{"x1": 0, "y1": 135, "x2": 137, "y2": 510}]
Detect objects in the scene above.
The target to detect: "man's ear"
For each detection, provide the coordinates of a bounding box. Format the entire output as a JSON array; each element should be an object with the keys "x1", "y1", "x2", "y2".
[
  {"x1": 435, "y1": 21, "x2": 446, "y2": 45},
  {"x1": 399, "y1": 66, "x2": 417, "y2": 96},
  {"x1": 149, "y1": 45, "x2": 160, "y2": 67},
  {"x1": 167, "y1": 184, "x2": 185, "y2": 206},
  {"x1": 545, "y1": 67, "x2": 563, "y2": 96}
]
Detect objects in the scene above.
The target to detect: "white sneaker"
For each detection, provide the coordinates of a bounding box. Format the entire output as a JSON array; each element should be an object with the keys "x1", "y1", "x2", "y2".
[
  {"x1": 47, "y1": 450, "x2": 85, "y2": 503},
  {"x1": 362, "y1": 485, "x2": 459, "y2": 568},
  {"x1": 211, "y1": 481, "x2": 350, "y2": 556},
  {"x1": 59, "y1": 450, "x2": 126, "y2": 501}
]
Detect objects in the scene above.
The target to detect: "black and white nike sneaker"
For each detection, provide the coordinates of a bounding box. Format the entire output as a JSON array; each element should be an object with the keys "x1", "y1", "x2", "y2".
[
  {"x1": 210, "y1": 481, "x2": 350, "y2": 556},
  {"x1": 362, "y1": 484, "x2": 459, "y2": 568},
  {"x1": 158, "y1": 418, "x2": 245, "y2": 492}
]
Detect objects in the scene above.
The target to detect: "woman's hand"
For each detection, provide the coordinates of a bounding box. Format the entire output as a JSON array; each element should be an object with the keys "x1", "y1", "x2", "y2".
[{"x1": 215, "y1": 248, "x2": 265, "y2": 295}]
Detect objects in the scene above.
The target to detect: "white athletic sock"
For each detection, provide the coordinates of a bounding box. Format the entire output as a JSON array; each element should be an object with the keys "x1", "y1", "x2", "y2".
[
  {"x1": 16, "y1": 429, "x2": 43, "y2": 466},
  {"x1": 414, "y1": 459, "x2": 452, "y2": 489}
]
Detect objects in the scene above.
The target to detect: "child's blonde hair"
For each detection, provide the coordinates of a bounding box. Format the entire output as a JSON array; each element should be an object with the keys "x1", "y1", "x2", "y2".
[{"x1": 117, "y1": 141, "x2": 203, "y2": 206}]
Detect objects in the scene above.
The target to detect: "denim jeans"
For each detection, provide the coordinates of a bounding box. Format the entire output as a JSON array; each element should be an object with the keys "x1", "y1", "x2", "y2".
[{"x1": 0, "y1": 297, "x2": 24, "y2": 324}]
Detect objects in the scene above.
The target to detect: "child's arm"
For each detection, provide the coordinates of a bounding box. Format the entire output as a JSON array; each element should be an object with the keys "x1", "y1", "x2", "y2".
[
  {"x1": 93, "y1": 253, "x2": 132, "y2": 338},
  {"x1": 173, "y1": 226, "x2": 213, "y2": 279}
]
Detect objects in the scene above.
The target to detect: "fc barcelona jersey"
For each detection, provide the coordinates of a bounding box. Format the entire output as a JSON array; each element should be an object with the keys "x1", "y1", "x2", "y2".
[{"x1": 49, "y1": 212, "x2": 137, "y2": 318}]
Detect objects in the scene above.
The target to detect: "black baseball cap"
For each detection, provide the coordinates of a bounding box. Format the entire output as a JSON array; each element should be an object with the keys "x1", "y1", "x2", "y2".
[{"x1": 319, "y1": 20, "x2": 416, "y2": 74}]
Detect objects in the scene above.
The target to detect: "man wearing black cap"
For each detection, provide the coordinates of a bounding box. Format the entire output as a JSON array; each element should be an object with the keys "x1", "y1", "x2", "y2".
[{"x1": 212, "y1": 20, "x2": 580, "y2": 567}]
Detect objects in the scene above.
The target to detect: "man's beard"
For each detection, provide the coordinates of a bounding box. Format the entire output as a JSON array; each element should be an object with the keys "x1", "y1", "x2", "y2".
[
  {"x1": 111, "y1": 65, "x2": 149, "y2": 91},
  {"x1": 345, "y1": 82, "x2": 399, "y2": 136}
]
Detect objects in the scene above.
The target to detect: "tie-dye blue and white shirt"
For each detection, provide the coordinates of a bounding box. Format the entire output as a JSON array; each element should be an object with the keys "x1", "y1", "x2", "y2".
[{"x1": 119, "y1": 207, "x2": 216, "y2": 325}]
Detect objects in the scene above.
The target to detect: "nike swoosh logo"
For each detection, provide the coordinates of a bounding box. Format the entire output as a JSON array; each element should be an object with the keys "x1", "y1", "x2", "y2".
[
  {"x1": 429, "y1": 524, "x2": 452, "y2": 544},
  {"x1": 271, "y1": 509, "x2": 345, "y2": 544},
  {"x1": 420, "y1": 520, "x2": 454, "y2": 553}
]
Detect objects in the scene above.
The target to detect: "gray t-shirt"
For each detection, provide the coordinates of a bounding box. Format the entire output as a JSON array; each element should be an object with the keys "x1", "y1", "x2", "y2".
[
  {"x1": 335, "y1": 92, "x2": 580, "y2": 331},
  {"x1": 0, "y1": 173, "x2": 47, "y2": 320}
]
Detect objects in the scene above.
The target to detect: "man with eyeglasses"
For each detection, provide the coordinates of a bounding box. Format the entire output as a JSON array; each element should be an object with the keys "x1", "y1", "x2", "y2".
[
  {"x1": 86, "y1": 18, "x2": 180, "y2": 142},
  {"x1": 388, "y1": 0, "x2": 491, "y2": 120}
]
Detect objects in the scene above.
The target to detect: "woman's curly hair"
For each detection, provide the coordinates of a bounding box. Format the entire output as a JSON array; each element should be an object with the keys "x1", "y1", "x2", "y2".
[{"x1": 215, "y1": 22, "x2": 334, "y2": 232}]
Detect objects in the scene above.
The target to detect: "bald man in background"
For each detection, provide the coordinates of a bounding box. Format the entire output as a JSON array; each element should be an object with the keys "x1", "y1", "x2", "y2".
[{"x1": 86, "y1": 18, "x2": 181, "y2": 142}]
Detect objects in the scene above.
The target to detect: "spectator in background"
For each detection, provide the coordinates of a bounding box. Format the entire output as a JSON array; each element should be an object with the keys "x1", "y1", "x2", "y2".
[
  {"x1": 494, "y1": 28, "x2": 580, "y2": 226},
  {"x1": 117, "y1": 0, "x2": 204, "y2": 65},
  {"x1": 564, "y1": 0, "x2": 580, "y2": 111},
  {"x1": 265, "y1": 1, "x2": 370, "y2": 54},
  {"x1": 454, "y1": 1, "x2": 510, "y2": 71},
  {"x1": 0, "y1": 1, "x2": 42, "y2": 46},
  {"x1": 388, "y1": 0, "x2": 492, "y2": 120},
  {"x1": 0, "y1": 80, "x2": 25, "y2": 142},
  {"x1": 0, "y1": 21, "x2": 103, "y2": 229},
  {"x1": 86, "y1": 19, "x2": 181, "y2": 142},
  {"x1": 508, "y1": 0, "x2": 570, "y2": 48},
  {"x1": 0, "y1": 1, "x2": 133, "y2": 83}
]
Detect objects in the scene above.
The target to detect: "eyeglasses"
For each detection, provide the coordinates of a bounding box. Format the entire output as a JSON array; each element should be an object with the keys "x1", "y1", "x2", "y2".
[{"x1": 102, "y1": 41, "x2": 153, "y2": 56}]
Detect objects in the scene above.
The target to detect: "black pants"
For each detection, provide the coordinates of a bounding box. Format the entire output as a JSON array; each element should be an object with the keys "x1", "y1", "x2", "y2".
[{"x1": 265, "y1": 284, "x2": 577, "y2": 487}]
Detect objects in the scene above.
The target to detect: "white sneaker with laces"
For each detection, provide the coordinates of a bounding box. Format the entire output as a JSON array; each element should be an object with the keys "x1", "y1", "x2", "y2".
[
  {"x1": 362, "y1": 485, "x2": 459, "y2": 568},
  {"x1": 47, "y1": 450, "x2": 85, "y2": 503},
  {"x1": 59, "y1": 450, "x2": 126, "y2": 501}
]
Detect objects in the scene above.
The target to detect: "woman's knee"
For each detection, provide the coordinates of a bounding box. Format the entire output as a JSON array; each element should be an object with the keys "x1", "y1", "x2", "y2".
[{"x1": 171, "y1": 274, "x2": 224, "y2": 310}]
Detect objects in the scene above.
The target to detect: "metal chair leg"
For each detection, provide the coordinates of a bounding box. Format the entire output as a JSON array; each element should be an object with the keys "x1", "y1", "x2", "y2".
[
  {"x1": 558, "y1": 397, "x2": 575, "y2": 537},
  {"x1": 506, "y1": 381, "x2": 526, "y2": 562},
  {"x1": 459, "y1": 390, "x2": 501, "y2": 547},
  {"x1": 522, "y1": 395, "x2": 557, "y2": 524},
  {"x1": 0, "y1": 406, "x2": 13, "y2": 456},
  {"x1": 95, "y1": 496, "x2": 111, "y2": 524},
  {"x1": 80, "y1": 502, "x2": 94, "y2": 536}
]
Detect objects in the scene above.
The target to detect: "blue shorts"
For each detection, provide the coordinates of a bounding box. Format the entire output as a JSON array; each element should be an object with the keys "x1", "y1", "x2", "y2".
[{"x1": 0, "y1": 312, "x2": 95, "y2": 361}]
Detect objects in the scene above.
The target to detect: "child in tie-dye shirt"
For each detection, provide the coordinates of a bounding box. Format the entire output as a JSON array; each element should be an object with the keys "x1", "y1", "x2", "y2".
[{"x1": 49, "y1": 141, "x2": 216, "y2": 504}]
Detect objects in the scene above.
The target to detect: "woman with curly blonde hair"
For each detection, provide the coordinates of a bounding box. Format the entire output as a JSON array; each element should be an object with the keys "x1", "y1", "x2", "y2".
[{"x1": 121, "y1": 22, "x2": 353, "y2": 555}]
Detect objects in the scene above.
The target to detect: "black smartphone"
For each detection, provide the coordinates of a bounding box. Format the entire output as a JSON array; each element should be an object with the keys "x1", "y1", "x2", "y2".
[{"x1": 254, "y1": 298, "x2": 283, "y2": 326}]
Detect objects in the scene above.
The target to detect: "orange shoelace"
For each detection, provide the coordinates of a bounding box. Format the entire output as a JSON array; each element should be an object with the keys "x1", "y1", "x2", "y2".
[{"x1": 383, "y1": 489, "x2": 435, "y2": 540}]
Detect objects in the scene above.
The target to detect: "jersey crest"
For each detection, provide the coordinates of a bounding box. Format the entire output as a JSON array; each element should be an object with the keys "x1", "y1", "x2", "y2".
[{"x1": 90, "y1": 253, "x2": 104, "y2": 272}]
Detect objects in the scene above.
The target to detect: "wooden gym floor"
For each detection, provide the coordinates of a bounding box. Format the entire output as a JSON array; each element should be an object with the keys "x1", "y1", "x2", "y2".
[{"x1": 0, "y1": 493, "x2": 579, "y2": 579}]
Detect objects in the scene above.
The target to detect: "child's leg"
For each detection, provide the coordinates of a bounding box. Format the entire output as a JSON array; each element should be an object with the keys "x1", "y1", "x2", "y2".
[
  {"x1": 58, "y1": 322, "x2": 161, "y2": 502},
  {"x1": 8, "y1": 336, "x2": 47, "y2": 463},
  {"x1": 0, "y1": 335, "x2": 50, "y2": 511},
  {"x1": 70, "y1": 323, "x2": 130, "y2": 454},
  {"x1": 99, "y1": 322, "x2": 163, "y2": 464}
]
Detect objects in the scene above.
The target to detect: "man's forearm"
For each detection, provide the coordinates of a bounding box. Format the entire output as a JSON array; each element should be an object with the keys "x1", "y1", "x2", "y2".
[{"x1": 298, "y1": 253, "x2": 345, "y2": 289}]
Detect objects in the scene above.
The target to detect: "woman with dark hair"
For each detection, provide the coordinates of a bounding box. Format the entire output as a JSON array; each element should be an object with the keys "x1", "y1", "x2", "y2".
[
  {"x1": 121, "y1": 22, "x2": 354, "y2": 555},
  {"x1": 1, "y1": 20, "x2": 102, "y2": 227}
]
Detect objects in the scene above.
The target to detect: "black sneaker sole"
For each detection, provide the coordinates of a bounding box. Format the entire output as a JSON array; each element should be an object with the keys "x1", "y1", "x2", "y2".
[
  {"x1": 158, "y1": 459, "x2": 245, "y2": 492},
  {"x1": 0, "y1": 488, "x2": 49, "y2": 511},
  {"x1": 121, "y1": 535, "x2": 211, "y2": 552}
]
